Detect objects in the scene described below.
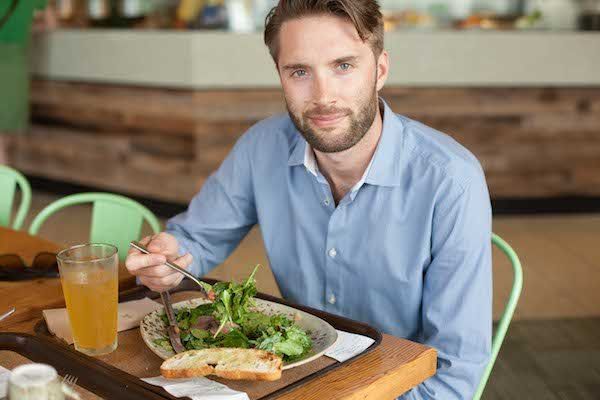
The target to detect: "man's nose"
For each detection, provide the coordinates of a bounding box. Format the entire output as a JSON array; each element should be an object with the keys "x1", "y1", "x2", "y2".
[{"x1": 311, "y1": 73, "x2": 336, "y2": 106}]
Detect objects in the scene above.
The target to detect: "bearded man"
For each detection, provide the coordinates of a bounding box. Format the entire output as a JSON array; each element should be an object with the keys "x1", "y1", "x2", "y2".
[{"x1": 126, "y1": 1, "x2": 492, "y2": 398}]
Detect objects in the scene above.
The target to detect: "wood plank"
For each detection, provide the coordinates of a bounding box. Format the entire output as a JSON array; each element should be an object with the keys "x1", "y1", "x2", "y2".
[
  {"x1": 383, "y1": 87, "x2": 600, "y2": 116},
  {"x1": 275, "y1": 336, "x2": 437, "y2": 400},
  {"x1": 23, "y1": 80, "x2": 600, "y2": 201},
  {"x1": 9, "y1": 125, "x2": 206, "y2": 203}
]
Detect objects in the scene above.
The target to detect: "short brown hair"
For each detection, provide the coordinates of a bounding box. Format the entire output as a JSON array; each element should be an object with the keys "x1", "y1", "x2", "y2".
[{"x1": 264, "y1": 0, "x2": 384, "y2": 64}]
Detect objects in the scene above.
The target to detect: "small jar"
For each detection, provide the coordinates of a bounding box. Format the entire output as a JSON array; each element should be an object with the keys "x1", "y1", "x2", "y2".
[{"x1": 8, "y1": 364, "x2": 65, "y2": 400}]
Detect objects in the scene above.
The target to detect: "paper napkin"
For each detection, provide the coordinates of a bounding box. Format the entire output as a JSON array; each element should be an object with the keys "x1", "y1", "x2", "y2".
[
  {"x1": 42, "y1": 297, "x2": 163, "y2": 344},
  {"x1": 142, "y1": 376, "x2": 249, "y2": 400},
  {"x1": 325, "y1": 330, "x2": 376, "y2": 363}
]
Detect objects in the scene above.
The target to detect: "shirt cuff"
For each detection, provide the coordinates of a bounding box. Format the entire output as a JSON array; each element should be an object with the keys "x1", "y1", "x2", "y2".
[{"x1": 166, "y1": 230, "x2": 203, "y2": 278}]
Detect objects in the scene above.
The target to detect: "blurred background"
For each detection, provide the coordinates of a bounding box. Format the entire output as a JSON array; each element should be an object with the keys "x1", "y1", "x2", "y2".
[{"x1": 1, "y1": 0, "x2": 600, "y2": 399}]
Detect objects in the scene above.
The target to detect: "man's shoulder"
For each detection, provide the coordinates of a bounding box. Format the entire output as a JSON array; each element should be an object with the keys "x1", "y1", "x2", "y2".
[{"x1": 397, "y1": 114, "x2": 486, "y2": 189}]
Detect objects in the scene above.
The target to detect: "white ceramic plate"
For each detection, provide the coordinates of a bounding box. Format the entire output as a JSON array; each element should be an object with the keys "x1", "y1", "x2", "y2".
[{"x1": 140, "y1": 297, "x2": 338, "y2": 370}]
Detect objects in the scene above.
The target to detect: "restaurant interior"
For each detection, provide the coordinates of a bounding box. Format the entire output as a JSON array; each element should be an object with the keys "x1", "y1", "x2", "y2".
[{"x1": 1, "y1": 0, "x2": 599, "y2": 399}]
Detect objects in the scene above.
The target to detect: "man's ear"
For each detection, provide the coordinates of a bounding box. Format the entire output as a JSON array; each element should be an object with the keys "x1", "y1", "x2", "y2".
[{"x1": 375, "y1": 50, "x2": 389, "y2": 91}]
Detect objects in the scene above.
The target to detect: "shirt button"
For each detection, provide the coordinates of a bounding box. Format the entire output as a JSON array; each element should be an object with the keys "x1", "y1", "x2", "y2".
[
  {"x1": 324, "y1": 198, "x2": 330, "y2": 206},
  {"x1": 328, "y1": 293, "x2": 336, "y2": 304},
  {"x1": 328, "y1": 248, "x2": 337, "y2": 258}
]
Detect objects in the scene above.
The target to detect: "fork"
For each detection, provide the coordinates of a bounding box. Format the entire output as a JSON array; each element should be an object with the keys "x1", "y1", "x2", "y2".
[
  {"x1": 62, "y1": 374, "x2": 81, "y2": 400},
  {"x1": 62, "y1": 374, "x2": 78, "y2": 387}
]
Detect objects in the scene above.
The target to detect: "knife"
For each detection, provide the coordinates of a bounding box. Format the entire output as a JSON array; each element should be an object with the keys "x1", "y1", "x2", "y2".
[{"x1": 160, "y1": 290, "x2": 186, "y2": 354}]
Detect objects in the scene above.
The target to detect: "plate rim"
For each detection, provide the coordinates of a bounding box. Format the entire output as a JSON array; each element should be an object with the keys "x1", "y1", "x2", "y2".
[{"x1": 140, "y1": 297, "x2": 339, "y2": 370}]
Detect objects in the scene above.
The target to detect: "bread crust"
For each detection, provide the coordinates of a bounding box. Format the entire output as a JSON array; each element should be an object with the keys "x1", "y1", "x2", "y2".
[
  {"x1": 160, "y1": 348, "x2": 283, "y2": 381},
  {"x1": 160, "y1": 365, "x2": 213, "y2": 379},
  {"x1": 215, "y1": 369, "x2": 282, "y2": 381}
]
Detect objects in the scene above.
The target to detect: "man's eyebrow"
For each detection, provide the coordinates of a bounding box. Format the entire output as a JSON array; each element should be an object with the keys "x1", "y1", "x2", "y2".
[
  {"x1": 281, "y1": 56, "x2": 360, "y2": 71},
  {"x1": 331, "y1": 55, "x2": 359, "y2": 65},
  {"x1": 281, "y1": 63, "x2": 309, "y2": 71}
]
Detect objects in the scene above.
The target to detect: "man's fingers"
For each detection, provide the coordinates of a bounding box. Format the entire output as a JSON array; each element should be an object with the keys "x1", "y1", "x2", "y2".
[
  {"x1": 127, "y1": 235, "x2": 153, "y2": 256},
  {"x1": 140, "y1": 235, "x2": 154, "y2": 246},
  {"x1": 172, "y1": 253, "x2": 193, "y2": 269},
  {"x1": 140, "y1": 274, "x2": 183, "y2": 292},
  {"x1": 135, "y1": 264, "x2": 179, "y2": 278},
  {"x1": 137, "y1": 253, "x2": 193, "y2": 278},
  {"x1": 136, "y1": 253, "x2": 193, "y2": 291},
  {"x1": 147, "y1": 232, "x2": 175, "y2": 254},
  {"x1": 125, "y1": 253, "x2": 166, "y2": 273}
]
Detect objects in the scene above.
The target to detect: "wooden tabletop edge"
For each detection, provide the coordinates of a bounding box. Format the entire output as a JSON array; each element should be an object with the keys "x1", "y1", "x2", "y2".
[{"x1": 340, "y1": 345, "x2": 438, "y2": 400}]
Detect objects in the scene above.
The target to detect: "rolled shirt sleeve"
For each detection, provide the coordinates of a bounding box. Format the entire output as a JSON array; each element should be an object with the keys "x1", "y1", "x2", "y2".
[{"x1": 166, "y1": 132, "x2": 258, "y2": 277}]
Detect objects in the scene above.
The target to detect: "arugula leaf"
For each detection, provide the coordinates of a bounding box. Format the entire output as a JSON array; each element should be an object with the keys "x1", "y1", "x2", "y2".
[
  {"x1": 211, "y1": 265, "x2": 260, "y2": 337},
  {"x1": 190, "y1": 303, "x2": 215, "y2": 324},
  {"x1": 191, "y1": 328, "x2": 210, "y2": 339},
  {"x1": 169, "y1": 264, "x2": 313, "y2": 361},
  {"x1": 152, "y1": 338, "x2": 173, "y2": 352},
  {"x1": 178, "y1": 319, "x2": 190, "y2": 330},
  {"x1": 239, "y1": 312, "x2": 271, "y2": 337},
  {"x1": 254, "y1": 323, "x2": 312, "y2": 359},
  {"x1": 256, "y1": 331, "x2": 283, "y2": 352},
  {"x1": 285, "y1": 325, "x2": 313, "y2": 349},
  {"x1": 212, "y1": 329, "x2": 250, "y2": 348},
  {"x1": 273, "y1": 340, "x2": 304, "y2": 357}
]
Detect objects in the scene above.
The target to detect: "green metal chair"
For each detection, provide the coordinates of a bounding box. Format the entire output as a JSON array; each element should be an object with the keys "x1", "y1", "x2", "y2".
[
  {"x1": 0, "y1": 165, "x2": 31, "y2": 229},
  {"x1": 473, "y1": 233, "x2": 523, "y2": 400},
  {"x1": 29, "y1": 192, "x2": 161, "y2": 261}
]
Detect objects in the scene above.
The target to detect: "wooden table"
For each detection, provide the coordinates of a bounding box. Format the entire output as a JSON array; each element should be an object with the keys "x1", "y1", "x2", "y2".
[
  {"x1": 1, "y1": 227, "x2": 437, "y2": 399},
  {"x1": 0, "y1": 227, "x2": 138, "y2": 328}
]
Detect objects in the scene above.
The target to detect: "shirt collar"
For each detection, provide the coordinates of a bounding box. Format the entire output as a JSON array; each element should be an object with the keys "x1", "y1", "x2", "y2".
[
  {"x1": 364, "y1": 98, "x2": 404, "y2": 187},
  {"x1": 303, "y1": 142, "x2": 319, "y2": 177},
  {"x1": 288, "y1": 98, "x2": 405, "y2": 188},
  {"x1": 303, "y1": 140, "x2": 375, "y2": 195}
]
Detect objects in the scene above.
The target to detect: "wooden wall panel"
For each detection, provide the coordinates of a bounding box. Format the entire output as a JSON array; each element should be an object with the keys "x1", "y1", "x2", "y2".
[{"x1": 9, "y1": 80, "x2": 600, "y2": 203}]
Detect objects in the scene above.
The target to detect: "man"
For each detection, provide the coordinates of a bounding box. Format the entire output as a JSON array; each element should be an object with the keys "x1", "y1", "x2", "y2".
[{"x1": 126, "y1": 0, "x2": 492, "y2": 398}]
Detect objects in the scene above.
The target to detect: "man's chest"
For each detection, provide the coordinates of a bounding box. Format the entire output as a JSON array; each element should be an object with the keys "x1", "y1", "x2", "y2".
[{"x1": 256, "y1": 173, "x2": 434, "y2": 286}]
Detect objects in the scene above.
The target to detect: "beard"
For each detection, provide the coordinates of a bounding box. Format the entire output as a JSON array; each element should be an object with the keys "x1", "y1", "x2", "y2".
[{"x1": 286, "y1": 85, "x2": 379, "y2": 153}]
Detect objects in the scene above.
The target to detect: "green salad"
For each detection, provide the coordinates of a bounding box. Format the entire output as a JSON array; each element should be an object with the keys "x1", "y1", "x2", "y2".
[{"x1": 153, "y1": 266, "x2": 312, "y2": 362}]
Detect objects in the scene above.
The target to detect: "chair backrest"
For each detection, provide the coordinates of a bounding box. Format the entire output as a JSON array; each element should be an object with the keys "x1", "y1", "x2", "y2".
[
  {"x1": 473, "y1": 233, "x2": 523, "y2": 400},
  {"x1": 28, "y1": 192, "x2": 161, "y2": 261},
  {"x1": 0, "y1": 165, "x2": 31, "y2": 229}
]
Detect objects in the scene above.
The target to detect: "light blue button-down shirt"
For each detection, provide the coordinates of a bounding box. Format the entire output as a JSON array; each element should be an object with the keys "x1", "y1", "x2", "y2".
[{"x1": 167, "y1": 99, "x2": 492, "y2": 399}]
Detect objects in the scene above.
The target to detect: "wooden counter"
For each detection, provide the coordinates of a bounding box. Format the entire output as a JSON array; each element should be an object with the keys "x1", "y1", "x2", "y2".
[{"x1": 8, "y1": 81, "x2": 600, "y2": 202}]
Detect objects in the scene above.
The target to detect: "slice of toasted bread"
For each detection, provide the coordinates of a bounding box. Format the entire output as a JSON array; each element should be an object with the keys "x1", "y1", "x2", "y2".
[{"x1": 160, "y1": 348, "x2": 283, "y2": 381}]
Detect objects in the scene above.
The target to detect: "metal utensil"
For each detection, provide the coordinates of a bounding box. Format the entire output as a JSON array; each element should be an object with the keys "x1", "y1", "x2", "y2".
[
  {"x1": 0, "y1": 307, "x2": 15, "y2": 323},
  {"x1": 62, "y1": 374, "x2": 82, "y2": 400},
  {"x1": 62, "y1": 374, "x2": 78, "y2": 387},
  {"x1": 160, "y1": 291, "x2": 186, "y2": 354},
  {"x1": 129, "y1": 241, "x2": 209, "y2": 298}
]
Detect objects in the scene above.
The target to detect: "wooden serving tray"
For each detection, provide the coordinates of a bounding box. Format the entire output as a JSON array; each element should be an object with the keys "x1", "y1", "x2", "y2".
[
  {"x1": 0, "y1": 332, "x2": 179, "y2": 400},
  {"x1": 23, "y1": 279, "x2": 382, "y2": 400}
]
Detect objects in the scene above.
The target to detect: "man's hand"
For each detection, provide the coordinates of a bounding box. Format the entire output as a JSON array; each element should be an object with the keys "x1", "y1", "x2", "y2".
[{"x1": 125, "y1": 232, "x2": 193, "y2": 292}]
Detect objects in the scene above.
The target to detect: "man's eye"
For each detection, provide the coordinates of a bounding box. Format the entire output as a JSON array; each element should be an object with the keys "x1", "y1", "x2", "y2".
[
  {"x1": 292, "y1": 70, "x2": 307, "y2": 77},
  {"x1": 339, "y1": 63, "x2": 352, "y2": 71}
]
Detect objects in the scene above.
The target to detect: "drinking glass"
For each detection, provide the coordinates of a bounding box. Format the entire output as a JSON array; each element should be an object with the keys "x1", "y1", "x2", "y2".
[{"x1": 56, "y1": 243, "x2": 118, "y2": 356}]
